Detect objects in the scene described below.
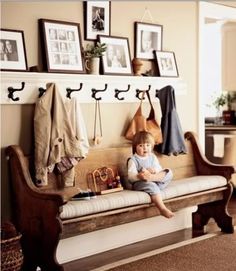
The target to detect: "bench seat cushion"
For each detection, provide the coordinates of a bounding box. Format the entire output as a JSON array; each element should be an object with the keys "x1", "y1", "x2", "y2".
[{"x1": 60, "y1": 175, "x2": 227, "y2": 220}]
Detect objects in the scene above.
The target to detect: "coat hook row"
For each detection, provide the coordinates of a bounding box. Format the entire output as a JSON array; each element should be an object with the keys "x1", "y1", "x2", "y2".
[
  {"x1": 7, "y1": 82, "x2": 154, "y2": 102},
  {"x1": 8, "y1": 82, "x2": 25, "y2": 101},
  {"x1": 114, "y1": 84, "x2": 130, "y2": 101},
  {"x1": 136, "y1": 85, "x2": 151, "y2": 100},
  {"x1": 91, "y1": 84, "x2": 108, "y2": 101}
]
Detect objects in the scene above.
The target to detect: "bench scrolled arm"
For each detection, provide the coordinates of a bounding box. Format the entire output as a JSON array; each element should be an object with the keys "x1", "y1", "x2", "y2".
[
  {"x1": 185, "y1": 131, "x2": 235, "y2": 181},
  {"x1": 6, "y1": 145, "x2": 65, "y2": 205}
]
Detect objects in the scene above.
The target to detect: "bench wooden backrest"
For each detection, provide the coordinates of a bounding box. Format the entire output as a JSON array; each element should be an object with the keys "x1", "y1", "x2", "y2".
[
  {"x1": 156, "y1": 142, "x2": 196, "y2": 180},
  {"x1": 35, "y1": 138, "x2": 196, "y2": 199}
]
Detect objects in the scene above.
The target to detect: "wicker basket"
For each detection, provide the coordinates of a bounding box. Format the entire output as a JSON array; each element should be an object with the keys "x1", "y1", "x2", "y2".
[{"x1": 1, "y1": 234, "x2": 24, "y2": 271}]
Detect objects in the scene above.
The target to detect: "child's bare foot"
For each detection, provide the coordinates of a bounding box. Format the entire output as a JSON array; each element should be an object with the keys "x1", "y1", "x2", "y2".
[{"x1": 160, "y1": 208, "x2": 174, "y2": 218}]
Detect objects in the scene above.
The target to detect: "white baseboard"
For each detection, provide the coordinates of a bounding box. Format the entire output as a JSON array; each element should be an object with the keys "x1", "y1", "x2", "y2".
[{"x1": 56, "y1": 206, "x2": 196, "y2": 264}]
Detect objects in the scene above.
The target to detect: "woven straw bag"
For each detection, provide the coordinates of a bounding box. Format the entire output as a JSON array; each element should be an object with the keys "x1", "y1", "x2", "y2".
[{"x1": 1, "y1": 223, "x2": 24, "y2": 271}]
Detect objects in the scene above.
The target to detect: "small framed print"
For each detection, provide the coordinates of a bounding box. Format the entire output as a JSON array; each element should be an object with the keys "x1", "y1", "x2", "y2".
[
  {"x1": 84, "y1": 1, "x2": 111, "y2": 40},
  {"x1": 154, "y1": 50, "x2": 179, "y2": 77},
  {"x1": 0, "y1": 29, "x2": 28, "y2": 71},
  {"x1": 98, "y1": 35, "x2": 133, "y2": 76},
  {"x1": 40, "y1": 19, "x2": 85, "y2": 73},
  {"x1": 135, "y1": 22, "x2": 163, "y2": 60}
]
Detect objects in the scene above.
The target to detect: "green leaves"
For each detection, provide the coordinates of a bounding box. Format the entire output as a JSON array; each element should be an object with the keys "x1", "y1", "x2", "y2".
[
  {"x1": 213, "y1": 92, "x2": 235, "y2": 110},
  {"x1": 85, "y1": 42, "x2": 107, "y2": 58}
]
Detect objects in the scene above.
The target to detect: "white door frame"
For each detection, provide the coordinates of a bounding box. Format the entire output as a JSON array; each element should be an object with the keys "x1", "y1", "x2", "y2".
[{"x1": 198, "y1": 1, "x2": 236, "y2": 148}]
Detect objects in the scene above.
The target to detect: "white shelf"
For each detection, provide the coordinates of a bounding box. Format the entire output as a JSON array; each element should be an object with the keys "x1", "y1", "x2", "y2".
[{"x1": 1, "y1": 71, "x2": 187, "y2": 104}]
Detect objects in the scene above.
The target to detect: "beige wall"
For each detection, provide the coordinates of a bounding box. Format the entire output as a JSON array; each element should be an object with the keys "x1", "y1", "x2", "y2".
[{"x1": 1, "y1": 1, "x2": 198, "y2": 220}]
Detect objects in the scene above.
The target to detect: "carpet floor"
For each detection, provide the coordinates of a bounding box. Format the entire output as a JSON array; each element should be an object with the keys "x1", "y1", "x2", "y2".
[{"x1": 92, "y1": 229, "x2": 236, "y2": 271}]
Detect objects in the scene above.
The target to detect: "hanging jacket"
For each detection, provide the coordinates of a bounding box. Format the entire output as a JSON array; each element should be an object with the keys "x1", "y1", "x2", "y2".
[
  {"x1": 155, "y1": 85, "x2": 187, "y2": 155},
  {"x1": 34, "y1": 83, "x2": 88, "y2": 186},
  {"x1": 69, "y1": 97, "x2": 90, "y2": 158}
]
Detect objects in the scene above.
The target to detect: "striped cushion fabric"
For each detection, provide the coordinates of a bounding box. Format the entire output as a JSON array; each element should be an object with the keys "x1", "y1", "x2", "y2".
[
  {"x1": 161, "y1": 175, "x2": 227, "y2": 200},
  {"x1": 60, "y1": 175, "x2": 227, "y2": 220},
  {"x1": 60, "y1": 190, "x2": 151, "y2": 219}
]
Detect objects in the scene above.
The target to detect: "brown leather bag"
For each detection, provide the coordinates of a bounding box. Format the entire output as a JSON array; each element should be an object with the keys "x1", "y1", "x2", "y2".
[{"x1": 125, "y1": 91, "x2": 163, "y2": 144}]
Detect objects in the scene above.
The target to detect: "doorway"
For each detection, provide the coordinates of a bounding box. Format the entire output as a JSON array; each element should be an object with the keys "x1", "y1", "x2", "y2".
[{"x1": 198, "y1": 2, "x2": 236, "y2": 147}]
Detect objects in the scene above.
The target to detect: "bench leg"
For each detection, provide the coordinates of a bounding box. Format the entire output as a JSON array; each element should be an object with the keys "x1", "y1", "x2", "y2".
[
  {"x1": 22, "y1": 257, "x2": 63, "y2": 271},
  {"x1": 192, "y1": 184, "x2": 234, "y2": 235},
  {"x1": 20, "y1": 216, "x2": 64, "y2": 271},
  {"x1": 21, "y1": 257, "x2": 38, "y2": 271},
  {"x1": 41, "y1": 218, "x2": 64, "y2": 271}
]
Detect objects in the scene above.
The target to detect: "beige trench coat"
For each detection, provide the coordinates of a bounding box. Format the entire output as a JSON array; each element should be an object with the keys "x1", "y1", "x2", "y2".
[{"x1": 34, "y1": 83, "x2": 85, "y2": 186}]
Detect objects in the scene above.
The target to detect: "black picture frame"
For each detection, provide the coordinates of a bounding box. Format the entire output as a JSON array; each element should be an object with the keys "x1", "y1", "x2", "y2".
[
  {"x1": 0, "y1": 28, "x2": 28, "y2": 71},
  {"x1": 84, "y1": 1, "x2": 111, "y2": 41},
  {"x1": 98, "y1": 35, "x2": 133, "y2": 76},
  {"x1": 40, "y1": 19, "x2": 85, "y2": 73},
  {"x1": 154, "y1": 50, "x2": 179, "y2": 77},
  {"x1": 135, "y1": 22, "x2": 163, "y2": 60}
]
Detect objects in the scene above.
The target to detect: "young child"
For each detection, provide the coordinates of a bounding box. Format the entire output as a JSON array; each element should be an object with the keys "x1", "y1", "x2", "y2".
[{"x1": 128, "y1": 131, "x2": 174, "y2": 218}]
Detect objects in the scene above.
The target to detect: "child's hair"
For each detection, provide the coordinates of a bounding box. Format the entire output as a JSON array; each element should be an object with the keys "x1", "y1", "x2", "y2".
[{"x1": 132, "y1": 131, "x2": 155, "y2": 154}]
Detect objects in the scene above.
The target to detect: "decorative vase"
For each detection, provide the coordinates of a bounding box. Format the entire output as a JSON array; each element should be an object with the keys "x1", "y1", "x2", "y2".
[
  {"x1": 222, "y1": 110, "x2": 235, "y2": 125},
  {"x1": 85, "y1": 57, "x2": 100, "y2": 75},
  {"x1": 132, "y1": 58, "x2": 143, "y2": 76},
  {"x1": 214, "y1": 109, "x2": 223, "y2": 125}
]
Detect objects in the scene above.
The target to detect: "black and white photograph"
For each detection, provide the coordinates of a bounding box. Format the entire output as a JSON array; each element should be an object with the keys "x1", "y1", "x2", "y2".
[
  {"x1": 154, "y1": 50, "x2": 179, "y2": 77},
  {"x1": 135, "y1": 22, "x2": 163, "y2": 60},
  {"x1": 98, "y1": 35, "x2": 133, "y2": 75},
  {"x1": 0, "y1": 29, "x2": 28, "y2": 71},
  {"x1": 40, "y1": 19, "x2": 85, "y2": 73},
  {"x1": 84, "y1": 1, "x2": 111, "y2": 40}
]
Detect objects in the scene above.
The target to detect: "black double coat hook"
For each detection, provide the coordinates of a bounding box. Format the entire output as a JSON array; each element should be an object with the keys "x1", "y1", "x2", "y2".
[{"x1": 8, "y1": 82, "x2": 25, "y2": 101}]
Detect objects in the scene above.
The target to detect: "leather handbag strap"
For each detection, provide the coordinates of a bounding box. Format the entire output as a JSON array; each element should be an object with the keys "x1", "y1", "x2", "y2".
[
  {"x1": 146, "y1": 91, "x2": 155, "y2": 120},
  {"x1": 134, "y1": 91, "x2": 145, "y2": 116},
  {"x1": 94, "y1": 100, "x2": 102, "y2": 138}
]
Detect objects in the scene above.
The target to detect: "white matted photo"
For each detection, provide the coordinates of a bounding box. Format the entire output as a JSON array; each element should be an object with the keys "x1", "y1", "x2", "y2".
[
  {"x1": 98, "y1": 35, "x2": 133, "y2": 75},
  {"x1": 84, "y1": 1, "x2": 111, "y2": 40},
  {"x1": 135, "y1": 22, "x2": 163, "y2": 60},
  {"x1": 154, "y1": 50, "x2": 179, "y2": 77},
  {"x1": 40, "y1": 19, "x2": 85, "y2": 73},
  {"x1": 0, "y1": 29, "x2": 28, "y2": 71}
]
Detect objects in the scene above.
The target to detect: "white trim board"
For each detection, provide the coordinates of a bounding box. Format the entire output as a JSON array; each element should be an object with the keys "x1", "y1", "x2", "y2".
[{"x1": 1, "y1": 71, "x2": 187, "y2": 104}]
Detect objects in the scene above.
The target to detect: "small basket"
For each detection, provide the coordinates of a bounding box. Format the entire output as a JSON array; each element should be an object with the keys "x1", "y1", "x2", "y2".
[{"x1": 1, "y1": 234, "x2": 24, "y2": 271}]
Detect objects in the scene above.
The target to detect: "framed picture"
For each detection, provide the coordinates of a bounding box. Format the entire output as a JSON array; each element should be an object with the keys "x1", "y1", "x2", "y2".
[
  {"x1": 84, "y1": 1, "x2": 111, "y2": 40},
  {"x1": 135, "y1": 22, "x2": 163, "y2": 60},
  {"x1": 154, "y1": 50, "x2": 179, "y2": 77},
  {"x1": 40, "y1": 19, "x2": 85, "y2": 73},
  {"x1": 0, "y1": 29, "x2": 28, "y2": 71},
  {"x1": 98, "y1": 35, "x2": 133, "y2": 76}
]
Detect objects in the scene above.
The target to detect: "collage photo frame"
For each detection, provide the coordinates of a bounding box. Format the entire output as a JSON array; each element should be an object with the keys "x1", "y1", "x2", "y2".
[{"x1": 40, "y1": 19, "x2": 85, "y2": 73}]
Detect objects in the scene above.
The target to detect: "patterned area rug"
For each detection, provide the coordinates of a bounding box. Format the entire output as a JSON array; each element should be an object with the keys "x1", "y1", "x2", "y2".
[{"x1": 92, "y1": 229, "x2": 236, "y2": 271}]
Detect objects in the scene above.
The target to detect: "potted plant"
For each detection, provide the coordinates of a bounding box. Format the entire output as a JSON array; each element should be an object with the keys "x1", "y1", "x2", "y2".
[
  {"x1": 213, "y1": 92, "x2": 236, "y2": 125},
  {"x1": 84, "y1": 42, "x2": 107, "y2": 74}
]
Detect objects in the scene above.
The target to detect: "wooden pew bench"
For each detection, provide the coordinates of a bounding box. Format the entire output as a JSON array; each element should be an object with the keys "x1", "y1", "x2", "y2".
[{"x1": 6, "y1": 131, "x2": 235, "y2": 271}]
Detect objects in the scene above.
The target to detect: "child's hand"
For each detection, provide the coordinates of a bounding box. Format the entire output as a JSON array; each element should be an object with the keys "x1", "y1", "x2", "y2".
[
  {"x1": 138, "y1": 169, "x2": 167, "y2": 182},
  {"x1": 138, "y1": 168, "x2": 152, "y2": 181},
  {"x1": 146, "y1": 168, "x2": 156, "y2": 174}
]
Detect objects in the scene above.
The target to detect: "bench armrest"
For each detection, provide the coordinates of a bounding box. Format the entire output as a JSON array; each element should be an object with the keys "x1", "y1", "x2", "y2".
[
  {"x1": 185, "y1": 131, "x2": 235, "y2": 181},
  {"x1": 6, "y1": 145, "x2": 65, "y2": 206}
]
